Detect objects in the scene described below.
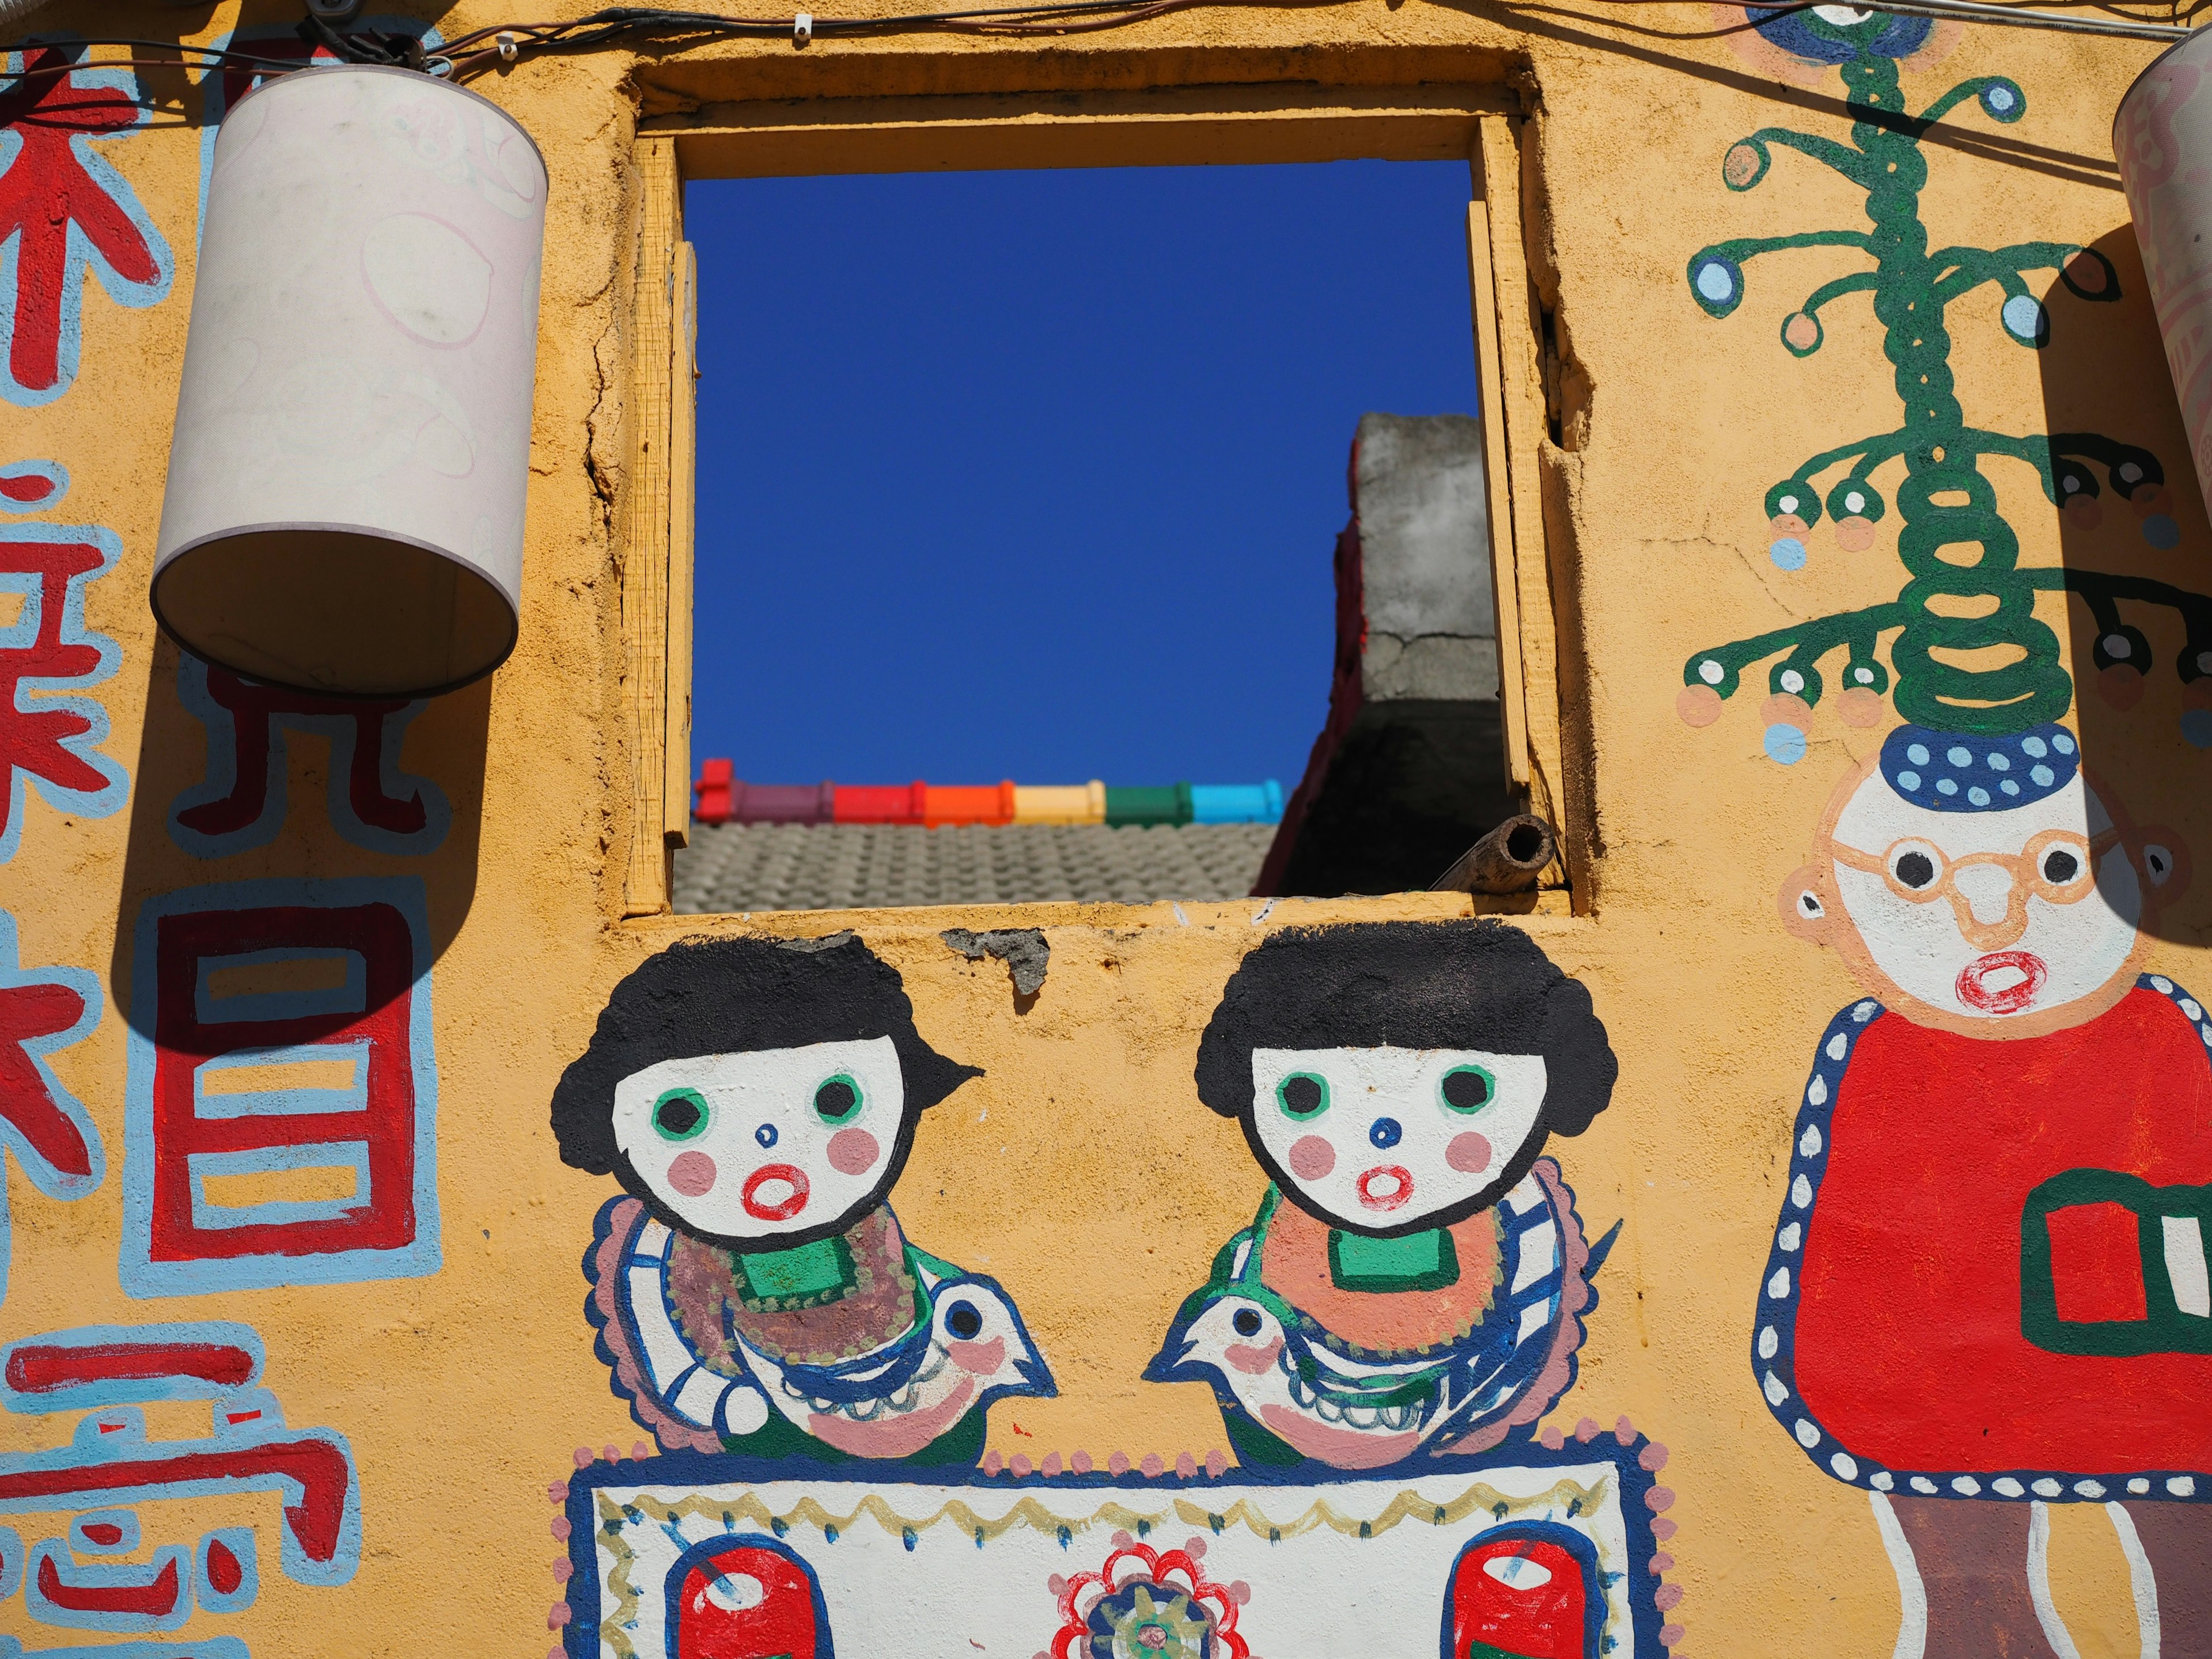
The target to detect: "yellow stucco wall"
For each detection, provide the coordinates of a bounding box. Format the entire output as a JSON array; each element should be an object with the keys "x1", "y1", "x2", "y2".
[{"x1": 0, "y1": 3, "x2": 2205, "y2": 1655}]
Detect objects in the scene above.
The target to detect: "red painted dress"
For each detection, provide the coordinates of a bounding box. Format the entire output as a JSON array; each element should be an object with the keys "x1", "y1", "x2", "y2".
[{"x1": 1762, "y1": 978, "x2": 2212, "y2": 1491}]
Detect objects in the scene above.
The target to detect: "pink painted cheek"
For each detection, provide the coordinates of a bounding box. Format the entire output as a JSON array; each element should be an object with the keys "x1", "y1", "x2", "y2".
[
  {"x1": 949, "y1": 1336, "x2": 1005, "y2": 1375},
  {"x1": 1287, "y1": 1135, "x2": 1336, "y2": 1181},
  {"x1": 666, "y1": 1150, "x2": 717, "y2": 1197},
  {"x1": 1226, "y1": 1335, "x2": 1283, "y2": 1376},
  {"x1": 1446, "y1": 1132, "x2": 1493, "y2": 1174},
  {"x1": 827, "y1": 1127, "x2": 881, "y2": 1176}
]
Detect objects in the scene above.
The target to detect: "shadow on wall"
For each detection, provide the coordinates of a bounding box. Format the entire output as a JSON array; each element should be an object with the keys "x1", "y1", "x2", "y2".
[
  {"x1": 105, "y1": 633, "x2": 490, "y2": 1032},
  {"x1": 2040, "y1": 224, "x2": 2212, "y2": 949},
  {"x1": 99, "y1": 630, "x2": 487, "y2": 1294}
]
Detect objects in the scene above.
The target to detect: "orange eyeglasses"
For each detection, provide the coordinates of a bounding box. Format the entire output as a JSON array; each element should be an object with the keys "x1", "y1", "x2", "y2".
[{"x1": 1828, "y1": 827, "x2": 2122, "y2": 952}]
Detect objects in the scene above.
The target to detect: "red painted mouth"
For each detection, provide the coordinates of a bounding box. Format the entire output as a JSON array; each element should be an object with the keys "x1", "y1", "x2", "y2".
[
  {"x1": 1356, "y1": 1165, "x2": 1414, "y2": 1212},
  {"x1": 1956, "y1": 950, "x2": 2049, "y2": 1014},
  {"x1": 741, "y1": 1163, "x2": 810, "y2": 1221}
]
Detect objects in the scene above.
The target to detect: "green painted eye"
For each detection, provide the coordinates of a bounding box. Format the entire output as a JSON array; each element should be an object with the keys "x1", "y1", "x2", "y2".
[
  {"x1": 1440, "y1": 1065, "x2": 1495, "y2": 1114},
  {"x1": 652, "y1": 1087, "x2": 710, "y2": 1141},
  {"x1": 1276, "y1": 1072, "x2": 1330, "y2": 1119},
  {"x1": 813, "y1": 1074, "x2": 863, "y2": 1124}
]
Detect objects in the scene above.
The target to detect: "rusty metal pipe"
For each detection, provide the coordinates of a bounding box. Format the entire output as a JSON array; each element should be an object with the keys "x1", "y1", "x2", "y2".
[{"x1": 1430, "y1": 815, "x2": 1557, "y2": 896}]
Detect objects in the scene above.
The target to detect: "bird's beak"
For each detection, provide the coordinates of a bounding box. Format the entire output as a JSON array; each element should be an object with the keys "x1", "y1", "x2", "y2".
[
  {"x1": 1141, "y1": 1336, "x2": 1197, "y2": 1384},
  {"x1": 1014, "y1": 1345, "x2": 1058, "y2": 1398}
]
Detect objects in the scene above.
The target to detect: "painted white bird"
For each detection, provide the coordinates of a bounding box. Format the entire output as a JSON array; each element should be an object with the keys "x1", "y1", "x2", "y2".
[
  {"x1": 588, "y1": 1195, "x2": 1052, "y2": 1465},
  {"x1": 737, "y1": 1257, "x2": 1054, "y2": 1462},
  {"x1": 1146, "y1": 1164, "x2": 1609, "y2": 1471}
]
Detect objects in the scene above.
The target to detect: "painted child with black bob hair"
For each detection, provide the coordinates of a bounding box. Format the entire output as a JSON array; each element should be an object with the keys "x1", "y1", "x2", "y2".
[
  {"x1": 1150, "y1": 919, "x2": 1618, "y2": 1471},
  {"x1": 553, "y1": 933, "x2": 1054, "y2": 1466}
]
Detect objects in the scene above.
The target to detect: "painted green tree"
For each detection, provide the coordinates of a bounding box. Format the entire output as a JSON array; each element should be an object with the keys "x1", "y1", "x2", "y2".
[{"x1": 1681, "y1": 9, "x2": 2210, "y2": 751}]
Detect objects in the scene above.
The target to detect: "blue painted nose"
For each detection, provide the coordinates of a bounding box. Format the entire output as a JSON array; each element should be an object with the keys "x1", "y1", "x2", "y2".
[
  {"x1": 755, "y1": 1123, "x2": 778, "y2": 1149},
  {"x1": 1369, "y1": 1118, "x2": 1403, "y2": 1149}
]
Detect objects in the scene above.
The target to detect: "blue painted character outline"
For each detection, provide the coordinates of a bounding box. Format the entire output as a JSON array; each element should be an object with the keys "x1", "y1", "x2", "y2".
[
  {"x1": 0, "y1": 461, "x2": 67, "y2": 514},
  {"x1": 120, "y1": 878, "x2": 441, "y2": 1297},
  {"x1": 168, "y1": 654, "x2": 450, "y2": 859},
  {"x1": 25, "y1": 1537, "x2": 194, "y2": 1634},
  {"x1": 0, "y1": 520, "x2": 127, "y2": 863},
  {"x1": 0, "y1": 1400, "x2": 362, "y2": 1589},
  {"x1": 0, "y1": 37, "x2": 176, "y2": 408},
  {"x1": 0, "y1": 907, "x2": 104, "y2": 1306}
]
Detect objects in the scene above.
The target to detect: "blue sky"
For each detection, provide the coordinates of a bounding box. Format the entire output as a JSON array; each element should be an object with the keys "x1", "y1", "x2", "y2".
[{"x1": 687, "y1": 158, "x2": 1479, "y2": 790}]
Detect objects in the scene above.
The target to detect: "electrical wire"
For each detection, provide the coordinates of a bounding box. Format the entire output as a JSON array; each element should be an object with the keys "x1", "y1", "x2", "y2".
[
  {"x1": 426, "y1": 0, "x2": 2195, "y2": 75},
  {"x1": 0, "y1": 36, "x2": 355, "y2": 82},
  {"x1": 3, "y1": 0, "x2": 2195, "y2": 95}
]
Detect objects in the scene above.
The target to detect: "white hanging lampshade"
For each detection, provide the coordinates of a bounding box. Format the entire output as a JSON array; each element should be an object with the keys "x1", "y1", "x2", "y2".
[{"x1": 153, "y1": 64, "x2": 548, "y2": 698}]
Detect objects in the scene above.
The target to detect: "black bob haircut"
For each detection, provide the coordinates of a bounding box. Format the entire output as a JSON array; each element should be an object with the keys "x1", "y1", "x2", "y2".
[
  {"x1": 551, "y1": 933, "x2": 980, "y2": 1245},
  {"x1": 1194, "y1": 919, "x2": 1616, "y2": 1235}
]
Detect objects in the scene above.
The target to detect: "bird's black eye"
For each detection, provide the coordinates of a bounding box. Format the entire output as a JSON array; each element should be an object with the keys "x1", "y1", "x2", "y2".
[
  {"x1": 1232, "y1": 1308, "x2": 1263, "y2": 1337},
  {"x1": 652, "y1": 1088, "x2": 707, "y2": 1141},
  {"x1": 2042, "y1": 847, "x2": 2080, "y2": 884},
  {"x1": 945, "y1": 1300, "x2": 983, "y2": 1340},
  {"x1": 1441, "y1": 1066, "x2": 1493, "y2": 1113},
  {"x1": 814, "y1": 1074, "x2": 861, "y2": 1124},
  {"x1": 1277, "y1": 1073, "x2": 1328, "y2": 1118},
  {"x1": 1893, "y1": 850, "x2": 1937, "y2": 890}
]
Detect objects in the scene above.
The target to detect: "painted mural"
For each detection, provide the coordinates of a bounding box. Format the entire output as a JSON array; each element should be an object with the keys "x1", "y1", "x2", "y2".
[
  {"x1": 121, "y1": 879, "x2": 441, "y2": 1297},
  {"x1": 0, "y1": 911, "x2": 101, "y2": 1306},
  {"x1": 1152, "y1": 922, "x2": 1617, "y2": 1471},
  {"x1": 556, "y1": 1425, "x2": 1675, "y2": 1659},
  {"x1": 168, "y1": 657, "x2": 450, "y2": 859},
  {"x1": 0, "y1": 41, "x2": 173, "y2": 407},
  {"x1": 6, "y1": 5, "x2": 2211, "y2": 1657},
  {"x1": 554, "y1": 933, "x2": 1054, "y2": 1464},
  {"x1": 0, "y1": 515, "x2": 127, "y2": 864},
  {"x1": 1682, "y1": 6, "x2": 2212, "y2": 1649},
  {"x1": 548, "y1": 920, "x2": 1676, "y2": 1656},
  {"x1": 0, "y1": 1319, "x2": 361, "y2": 1645}
]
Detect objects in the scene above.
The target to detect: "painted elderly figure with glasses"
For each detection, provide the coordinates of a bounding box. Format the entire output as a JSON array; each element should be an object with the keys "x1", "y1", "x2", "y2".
[{"x1": 1767, "y1": 724, "x2": 2212, "y2": 1653}]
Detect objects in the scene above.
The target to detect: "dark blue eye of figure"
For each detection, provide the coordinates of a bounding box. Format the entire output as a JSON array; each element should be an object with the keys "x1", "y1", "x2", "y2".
[
  {"x1": 814, "y1": 1075, "x2": 861, "y2": 1123},
  {"x1": 755, "y1": 1123, "x2": 778, "y2": 1149},
  {"x1": 945, "y1": 1300, "x2": 983, "y2": 1340},
  {"x1": 1369, "y1": 1117, "x2": 1403, "y2": 1149},
  {"x1": 1232, "y1": 1308, "x2": 1263, "y2": 1338},
  {"x1": 652, "y1": 1088, "x2": 707, "y2": 1141},
  {"x1": 1277, "y1": 1073, "x2": 1329, "y2": 1118}
]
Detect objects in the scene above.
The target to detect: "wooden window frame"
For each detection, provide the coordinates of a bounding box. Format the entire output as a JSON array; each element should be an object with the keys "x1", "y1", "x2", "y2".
[
  {"x1": 616, "y1": 86, "x2": 1570, "y2": 916},
  {"x1": 620, "y1": 136, "x2": 698, "y2": 915}
]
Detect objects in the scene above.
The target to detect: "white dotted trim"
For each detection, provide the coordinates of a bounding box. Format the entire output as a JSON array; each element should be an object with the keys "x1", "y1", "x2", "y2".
[{"x1": 1752, "y1": 984, "x2": 2212, "y2": 1506}]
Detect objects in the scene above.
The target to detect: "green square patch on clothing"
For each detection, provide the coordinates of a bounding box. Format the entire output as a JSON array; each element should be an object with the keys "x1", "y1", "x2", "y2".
[
  {"x1": 1328, "y1": 1225, "x2": 1460, "y2": 1293},
  {"x1": 736, "y1": 1235, "x2": 855, "y2": 1302}
]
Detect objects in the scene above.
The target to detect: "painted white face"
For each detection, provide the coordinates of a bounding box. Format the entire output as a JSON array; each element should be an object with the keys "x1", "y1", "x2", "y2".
[
  {"x1": 1248, "y1": 1045, "x2": 1547, "y2": 1232},
  {"x1": 1826, "y1": 772, "x2": 2142, "y2": 1024},
  {"x1": 612, "y1": 1037, "x2": 906, "y2": 1243}
]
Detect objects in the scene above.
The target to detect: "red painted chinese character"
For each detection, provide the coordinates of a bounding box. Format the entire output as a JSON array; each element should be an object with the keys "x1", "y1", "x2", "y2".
[
  {"x1": 0, "y1": 908, "x2": 103, "y2": 1302},
  {"x1": 0, "y1": 44, "x2": 173, "y2": 403},
  {"x1": 125, "y1": 886, "x2": 441, "y2": 1293},
  {"x1": 0, "y1": 527, "x2": 127, "y2": 860},
  {"x1": 0, "y1": 972, "x2": 92, "y2": 1188},
  {"x1": 172, "y1": 660, "x2": 443, "y2": 855}
]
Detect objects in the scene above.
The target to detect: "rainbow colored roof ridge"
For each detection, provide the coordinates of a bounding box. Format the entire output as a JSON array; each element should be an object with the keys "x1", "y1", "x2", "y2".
[{"x1": 692, "y1": 763, "x2": 1283, "y2": 827}]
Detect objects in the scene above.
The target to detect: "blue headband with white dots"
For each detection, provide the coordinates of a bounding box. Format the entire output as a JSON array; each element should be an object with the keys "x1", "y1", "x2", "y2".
[{"x1": 1879, "y1": 723, "x2": 2077, "y2": 811}]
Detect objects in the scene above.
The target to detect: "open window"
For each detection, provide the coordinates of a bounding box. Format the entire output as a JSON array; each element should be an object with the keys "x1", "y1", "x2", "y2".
[{"x1": 613, "y1": 87, "x2": 1578, "y2": 919}]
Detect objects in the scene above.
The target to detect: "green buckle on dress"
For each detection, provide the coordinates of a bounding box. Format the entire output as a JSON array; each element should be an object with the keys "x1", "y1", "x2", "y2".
[
  {"x1": 736, "y1": 1235, "x2": 855, "y2": 1304},
  {"x1": 1328, "y1": 1226, "x2": 1460, "y2": 1293}
]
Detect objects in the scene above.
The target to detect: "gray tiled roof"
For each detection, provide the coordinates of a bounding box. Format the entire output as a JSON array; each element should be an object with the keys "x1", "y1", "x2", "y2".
[{"x1": 672, "y1": 822, "x2": 1278, "y2": 914}]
